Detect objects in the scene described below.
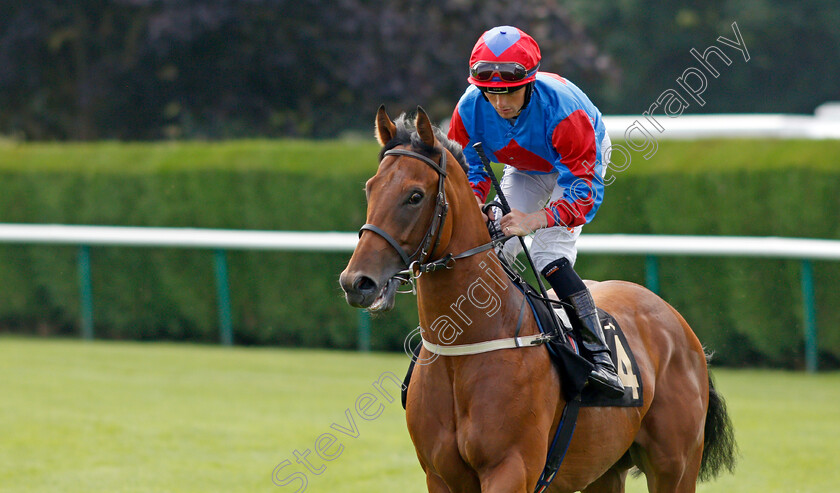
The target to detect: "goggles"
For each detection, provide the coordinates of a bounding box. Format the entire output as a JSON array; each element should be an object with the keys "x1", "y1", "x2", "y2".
[{"x1": 469, "y1": 61, "x2": 538, "y2": 83}]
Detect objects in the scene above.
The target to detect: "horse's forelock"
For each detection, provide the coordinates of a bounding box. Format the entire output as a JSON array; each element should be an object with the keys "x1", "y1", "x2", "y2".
[{"x1": 378, "y1": 112, "x2": 468, "y2": 174}]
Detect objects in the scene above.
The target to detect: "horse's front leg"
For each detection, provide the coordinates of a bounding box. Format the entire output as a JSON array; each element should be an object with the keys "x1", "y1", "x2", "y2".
[
  {"x1": 465, "y1": 425, "x2": 548, "y2": 492},
  {"x1": 424, "y1": 471, "x2": 454, "y2": 493},
  {"x1": 475, "y1": 453, "x2": 534, "y2": 492},
  {"x1": 461, "y1": 356, "x2": 558, "y2": 492}
]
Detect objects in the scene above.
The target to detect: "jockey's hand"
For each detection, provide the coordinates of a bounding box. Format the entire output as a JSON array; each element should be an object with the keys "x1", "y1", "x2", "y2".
[
  {"x1": 499, "y1": 209, "x2": 548, "y2": 236},
  {"x1": 475, "y1": 195, "x2": 494, "y2": 222}
]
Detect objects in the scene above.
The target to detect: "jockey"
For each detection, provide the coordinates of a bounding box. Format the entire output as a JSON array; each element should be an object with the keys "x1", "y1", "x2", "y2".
[{"x1": 447, "y1": 26, "x2": 624, "y2": 398}]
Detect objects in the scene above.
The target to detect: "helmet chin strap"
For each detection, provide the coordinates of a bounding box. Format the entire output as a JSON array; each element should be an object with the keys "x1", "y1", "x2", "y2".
[{"x1": 522, "y1": 81, "x2": 534, "y2": 109}]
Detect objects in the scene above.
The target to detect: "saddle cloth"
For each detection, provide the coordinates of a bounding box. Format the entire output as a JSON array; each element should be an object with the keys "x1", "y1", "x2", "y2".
[{"x1": 525, "y1": 282, "x2": 644, "y2": 407}]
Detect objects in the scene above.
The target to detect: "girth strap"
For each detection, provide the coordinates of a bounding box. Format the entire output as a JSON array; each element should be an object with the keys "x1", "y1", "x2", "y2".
[{"x1": 534, "y1": 396, "x2": 582, "y2": 493}]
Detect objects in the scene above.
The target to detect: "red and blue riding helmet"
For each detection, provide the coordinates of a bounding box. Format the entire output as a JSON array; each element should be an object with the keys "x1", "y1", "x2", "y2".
[{"x1": 468, "y1": 26, "x2": 541, "y2": 94}]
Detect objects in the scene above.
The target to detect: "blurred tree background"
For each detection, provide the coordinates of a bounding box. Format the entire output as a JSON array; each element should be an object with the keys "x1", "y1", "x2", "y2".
[{"x1": 0, "y1": 0, "x2": 837, "y2": 140}]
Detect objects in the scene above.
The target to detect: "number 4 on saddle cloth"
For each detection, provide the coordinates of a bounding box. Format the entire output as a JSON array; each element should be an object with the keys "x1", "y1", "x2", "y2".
[{"x1": 401, "y1": 280, "x2": 644, "y2": 410}]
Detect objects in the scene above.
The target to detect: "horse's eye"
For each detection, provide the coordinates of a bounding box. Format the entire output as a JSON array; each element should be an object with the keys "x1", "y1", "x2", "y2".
[{"x1": 407, "y1": 192, "x2": 424, "y2": 205}]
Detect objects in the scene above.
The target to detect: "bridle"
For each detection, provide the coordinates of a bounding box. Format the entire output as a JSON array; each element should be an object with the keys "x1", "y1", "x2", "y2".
[
  {"x1": 359, "y1": 146, "x2": 514, "y2": 294},
  {"x1": 358, "y1": 148, "x2": 450, "y2": 277}
]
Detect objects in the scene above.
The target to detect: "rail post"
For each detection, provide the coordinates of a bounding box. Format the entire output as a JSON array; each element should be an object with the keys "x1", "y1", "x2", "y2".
[
  {"x1": 801, "y1": 260, "x2": 818, "y2": 372},
  {"x1": 77, "y1": 245, "x2": 94, "y2": 340},
  {"x1": 214, "y1": 249, "x2": 233, "y2": 346},
  {"x1": 645, "y1": 255, "x2": 660, "y2": 295}
]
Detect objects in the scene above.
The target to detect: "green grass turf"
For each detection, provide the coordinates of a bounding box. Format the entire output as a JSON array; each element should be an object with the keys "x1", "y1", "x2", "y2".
[{"x1": 2, "y1": 336, "x2": 839, "y2": 492}]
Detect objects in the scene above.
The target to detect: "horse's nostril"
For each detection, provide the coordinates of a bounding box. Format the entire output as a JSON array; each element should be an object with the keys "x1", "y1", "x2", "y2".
[{"x1": 355, "y1": 276, "x2": 377, "y2": 294}]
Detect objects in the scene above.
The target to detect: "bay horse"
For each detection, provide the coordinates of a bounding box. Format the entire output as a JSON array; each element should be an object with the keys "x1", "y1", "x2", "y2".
[{"x1": 339, "y1": 106, "x2": 736, "y2": 492}]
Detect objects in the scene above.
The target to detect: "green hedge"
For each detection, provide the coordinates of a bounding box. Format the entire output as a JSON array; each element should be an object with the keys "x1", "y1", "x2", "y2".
[{"x1": 0, "y1": 139, "x2": 838, "y2": 368}]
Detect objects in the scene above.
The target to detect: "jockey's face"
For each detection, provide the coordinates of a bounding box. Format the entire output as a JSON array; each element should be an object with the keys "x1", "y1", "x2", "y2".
[{"x1": 483, "y1": 87, "x2": 527, "y2": 119}]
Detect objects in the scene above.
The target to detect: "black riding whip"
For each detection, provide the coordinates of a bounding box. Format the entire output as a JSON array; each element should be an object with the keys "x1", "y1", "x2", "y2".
[{"x1": 472, "y1": 142, "x2": 552, "y2": 300}]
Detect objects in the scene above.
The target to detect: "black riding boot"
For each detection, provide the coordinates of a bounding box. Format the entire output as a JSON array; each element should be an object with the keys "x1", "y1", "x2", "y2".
[{"x1": 542, "y1": 258, "x2": 625, "y2": 399}]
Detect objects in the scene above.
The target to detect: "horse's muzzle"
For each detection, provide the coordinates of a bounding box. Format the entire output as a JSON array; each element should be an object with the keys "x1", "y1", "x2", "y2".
[
  {"x1": 339, "y1": 269, "x2": 380, "y2": 308},
  {"x1": 339, "y1": 270, "x2": 399, "y2": 312}
]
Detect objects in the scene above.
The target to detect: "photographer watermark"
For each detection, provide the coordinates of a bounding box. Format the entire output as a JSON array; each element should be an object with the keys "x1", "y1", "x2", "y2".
[
  {"x1": 403, "y1": 245, "x2": 515, "y2": 365},
  {"x1": 604, "y1": 21, "x2": 750, "y2": 185}
]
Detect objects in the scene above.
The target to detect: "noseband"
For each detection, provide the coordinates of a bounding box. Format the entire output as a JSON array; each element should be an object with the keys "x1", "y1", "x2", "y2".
[{"x1": 359, "y1": 148, "x2": 449, "y2": 270}]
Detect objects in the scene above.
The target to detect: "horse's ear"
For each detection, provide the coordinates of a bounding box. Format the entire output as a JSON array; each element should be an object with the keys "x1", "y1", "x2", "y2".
[
  {"x1": 375, "y1": 105, "x2": 397, "y2": 146},
  {"x1": 415, "y1": 106, "x2": 436, "y2": 148}
]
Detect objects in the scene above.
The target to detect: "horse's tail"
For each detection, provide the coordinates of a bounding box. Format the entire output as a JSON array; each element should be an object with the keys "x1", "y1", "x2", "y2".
[{"x1": 699, "y1": 359, "x2": 738, "y2": 482}]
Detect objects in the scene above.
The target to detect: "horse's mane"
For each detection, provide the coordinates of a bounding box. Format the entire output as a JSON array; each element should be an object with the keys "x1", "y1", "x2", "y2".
[{"x1": 379, "y1": 112, "x2": 469, "y2": 174}]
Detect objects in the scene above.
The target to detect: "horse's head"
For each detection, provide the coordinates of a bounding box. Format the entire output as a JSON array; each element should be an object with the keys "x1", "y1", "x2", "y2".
[{"x1": 339, "y1": 105, "x2": 469, "y2": 312}]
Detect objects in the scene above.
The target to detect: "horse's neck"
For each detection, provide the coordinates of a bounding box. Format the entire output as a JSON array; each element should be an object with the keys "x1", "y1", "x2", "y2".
[
  {"x1": 415, "y1": 203, "x2": 525, "y2": 346},
  {"x1": 416, "y1": 261, "x2": 522, "y2": 346}
]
